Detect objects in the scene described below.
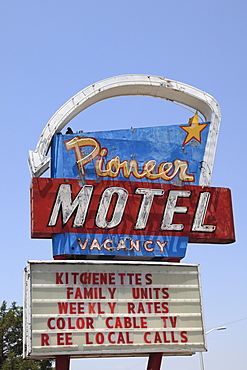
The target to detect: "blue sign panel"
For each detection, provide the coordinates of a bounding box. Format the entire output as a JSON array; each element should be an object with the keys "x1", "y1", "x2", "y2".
[{"x1": 51, "y1": 115, "x2": 210, "y2": 260}]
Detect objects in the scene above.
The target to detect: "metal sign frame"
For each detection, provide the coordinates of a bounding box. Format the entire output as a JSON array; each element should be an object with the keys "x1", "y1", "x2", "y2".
[{"x1": 23, "y1": 260, "x2": 206, "y2": 359}]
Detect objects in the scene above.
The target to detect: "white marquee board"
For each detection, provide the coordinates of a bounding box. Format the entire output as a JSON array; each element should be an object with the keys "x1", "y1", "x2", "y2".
[{"x1": 24, "y1": 260, "x2": 206, "y2": 359}]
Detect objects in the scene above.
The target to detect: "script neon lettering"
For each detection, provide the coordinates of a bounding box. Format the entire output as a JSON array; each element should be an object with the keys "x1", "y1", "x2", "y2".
[{"x1": 65, "y1": 137, "x2": 194, "y2": 182}]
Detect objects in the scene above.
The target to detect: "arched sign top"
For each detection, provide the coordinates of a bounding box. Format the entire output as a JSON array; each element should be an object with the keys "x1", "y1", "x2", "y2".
[{"x1": 28, "y1": 74, "x2": 221, "y2": 186}]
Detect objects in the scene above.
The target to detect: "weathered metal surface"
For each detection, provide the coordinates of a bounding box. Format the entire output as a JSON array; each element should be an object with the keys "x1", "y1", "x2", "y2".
[
  {"x1": 23, "y1": 260, "x2": 206, "y2": 359},
  {"x1": 26, "y1": 76, "x2": 234, "y2": 364},
  {"x1": 31, "y1": 177, "x2": 235, "y2": 243},
  {"x1": 51, "y1": 124, "x2": 210, "y2": 185},
  {"x1": 29, "y1": 76, "x2": 234, "y2": 260},
  {"x1": 28, "y1": 75, "x2": 221, "y2": 187}
]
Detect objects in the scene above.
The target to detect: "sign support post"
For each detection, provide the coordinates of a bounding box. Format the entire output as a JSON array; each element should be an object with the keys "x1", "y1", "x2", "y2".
[
  {"x1": 147, "y1": 353, "x2": 163, "y2": 370},
  {"x1": 56, "y1": 355, "x2": 70, "y2": 370}
]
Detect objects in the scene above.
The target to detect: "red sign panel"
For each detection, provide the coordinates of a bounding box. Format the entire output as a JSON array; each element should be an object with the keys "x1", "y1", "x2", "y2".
[{"x1": 31, "y1": 177, "x2": 235, "y2": 244}]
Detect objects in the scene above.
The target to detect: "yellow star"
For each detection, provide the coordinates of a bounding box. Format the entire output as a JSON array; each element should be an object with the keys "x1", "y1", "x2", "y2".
[{"x1": 180, "y1": 112, "x2": 209, "y2": 146}]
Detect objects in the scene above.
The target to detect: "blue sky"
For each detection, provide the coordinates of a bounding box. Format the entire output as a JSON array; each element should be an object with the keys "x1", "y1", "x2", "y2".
[{"x1": 1, "y1": 1, "x2": 246, "y2": 369}]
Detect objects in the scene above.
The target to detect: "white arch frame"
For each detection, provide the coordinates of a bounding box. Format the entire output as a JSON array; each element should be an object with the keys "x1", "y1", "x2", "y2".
[{"x1": 28, "y1": 74, "x2": 221, "y2": 186}]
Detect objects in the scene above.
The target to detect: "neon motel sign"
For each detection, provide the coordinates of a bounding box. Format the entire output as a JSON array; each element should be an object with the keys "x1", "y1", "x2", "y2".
[
  {"x1": 26, "y1": 76, "x2": 235, "y2": 361},
  {"x1": 29, "y1": 75, "x2": 235, "y2": 260}
]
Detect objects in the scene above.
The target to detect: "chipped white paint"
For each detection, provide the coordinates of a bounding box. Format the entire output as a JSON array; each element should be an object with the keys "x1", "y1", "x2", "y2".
[
  {"x1": 192, "y1": 192, "x2": 216, "y2": 232},
  {"x1": 134, "y1": 188, "x2": 164, "y2": 230},
  {"x1": 95, "y1": 187, "x2": 128, "y2": 229},
  {"x1": 47, "y1": 185, "x2": 216, "y2": 234},
  {"x1": 48, "y1": 184, "x2": 93, "y2": 228},
  {"x1": 29, "y1": 75, "x2": 221, "y2": 186},
  {"x1": 161, "y1": 190, "x2": 191, "y2": 231}
]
